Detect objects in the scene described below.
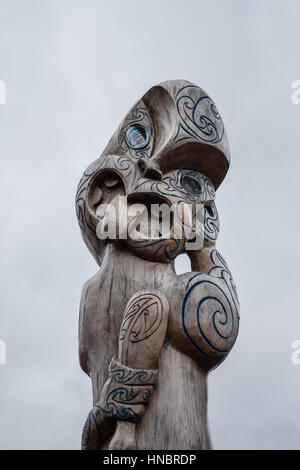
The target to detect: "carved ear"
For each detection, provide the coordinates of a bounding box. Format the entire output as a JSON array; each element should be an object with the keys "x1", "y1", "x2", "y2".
[
  {"x1": 202, "y1": 201, "x2": 220, "y2": 243},
  {"x1": 184, "y1": 175, "x2": 220, "y2": 262},
  {"x1": 76, "y1": 159, "x2": 127, "y2": 266},
  {"x1": 184, "y1": 202, "x2": 219, "y2": 272}
]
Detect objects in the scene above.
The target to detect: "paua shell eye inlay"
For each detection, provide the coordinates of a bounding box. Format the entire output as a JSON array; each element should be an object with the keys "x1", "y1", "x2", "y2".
[
  {"x1": 126, "y1": 124, "x2": 149, "y2": 149},
  {"x1": 181, "y1": 174, "x2": 202, "y2": 196}
]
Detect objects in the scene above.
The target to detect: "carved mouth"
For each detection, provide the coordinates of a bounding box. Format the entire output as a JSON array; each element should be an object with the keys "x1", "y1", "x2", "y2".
[
  {"x1": 127, "y1": 192, "x2": 174, "y2": 239},
  {"x1": 127, "y1": 192, "x2": 171, "y2": 208}
]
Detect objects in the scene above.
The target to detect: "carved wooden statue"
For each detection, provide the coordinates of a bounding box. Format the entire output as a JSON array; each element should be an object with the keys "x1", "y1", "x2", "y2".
[{"x1": 75, "y1": 80, "x2": 240, "y2": 450}]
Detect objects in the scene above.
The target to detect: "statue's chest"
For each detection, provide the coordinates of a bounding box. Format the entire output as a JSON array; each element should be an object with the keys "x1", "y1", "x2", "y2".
[{"x1": 82, "y1": 261, "x2": 173, "y2": 381}]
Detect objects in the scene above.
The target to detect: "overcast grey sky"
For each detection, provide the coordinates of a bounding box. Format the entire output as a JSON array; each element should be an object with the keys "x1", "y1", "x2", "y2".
[{"x1": 0, "y1": 0, "x2": 300, "y2": 450}]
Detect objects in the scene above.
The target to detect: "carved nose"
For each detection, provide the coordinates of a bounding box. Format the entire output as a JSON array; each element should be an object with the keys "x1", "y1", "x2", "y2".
[
  {"x1": 144, "y1": 167, "x2": 162, "y2": 181},
  {"x1": 137, "y1": 158, "x2": 162, "y2": 181},
  {"x1": 144, "y1": 164, "x2": 162, "y2": 181}
]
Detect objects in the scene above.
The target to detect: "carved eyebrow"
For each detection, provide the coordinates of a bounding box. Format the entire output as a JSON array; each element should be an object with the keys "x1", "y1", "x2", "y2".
[{"x1": 160, "y1": 168, "x2": 202, "y2": 178}]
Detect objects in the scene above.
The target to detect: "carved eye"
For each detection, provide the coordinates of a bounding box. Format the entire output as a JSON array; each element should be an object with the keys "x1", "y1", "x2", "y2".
[
  {"x1": 181, "y1": 174, "x2": 202, "y2": 196},
  {"x1": 126, "y1": 124, "x2": 149, "y2": 149}
]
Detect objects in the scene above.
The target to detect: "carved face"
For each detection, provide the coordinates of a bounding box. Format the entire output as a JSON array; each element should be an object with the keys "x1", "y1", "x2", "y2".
[{"x1": 76, "y1": 80, "x2": 230, "y2": 264}]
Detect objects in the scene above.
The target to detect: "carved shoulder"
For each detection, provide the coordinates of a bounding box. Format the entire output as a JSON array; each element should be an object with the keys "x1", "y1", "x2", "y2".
[
  {"x1": 78, "y1": 272, "x2": 101, "y2": 376},
  {"x1": 168, "y1": 249, "x2": 240, "y2": 371}
]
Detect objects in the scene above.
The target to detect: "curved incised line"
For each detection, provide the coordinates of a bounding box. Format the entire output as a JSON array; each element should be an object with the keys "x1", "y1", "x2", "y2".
[
  {"x1": 175, "y1": 86, "x2": 224, "y2": 144},
  {"x1": 182, "y1": 249, "x2": 239, "y2": 359}
]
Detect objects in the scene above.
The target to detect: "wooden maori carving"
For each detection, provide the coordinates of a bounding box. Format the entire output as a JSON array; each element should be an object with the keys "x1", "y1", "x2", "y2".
[{"x1": 76, "y1": 79, "x2": 240, "y2": 450}]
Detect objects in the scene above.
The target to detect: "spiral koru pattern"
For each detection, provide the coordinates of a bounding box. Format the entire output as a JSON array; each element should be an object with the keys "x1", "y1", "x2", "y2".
[
  {"x1": 175, "y1": 85, "x2": 224, "y2": 144},
  {"x1": 182, "y1": 250, "x2": 239, "y2": 361}
]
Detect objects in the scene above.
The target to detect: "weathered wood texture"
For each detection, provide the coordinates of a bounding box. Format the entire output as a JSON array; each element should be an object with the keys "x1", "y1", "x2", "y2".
[{"x1": 76, "y1": 80, "x2": 239, "y2": 450}]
